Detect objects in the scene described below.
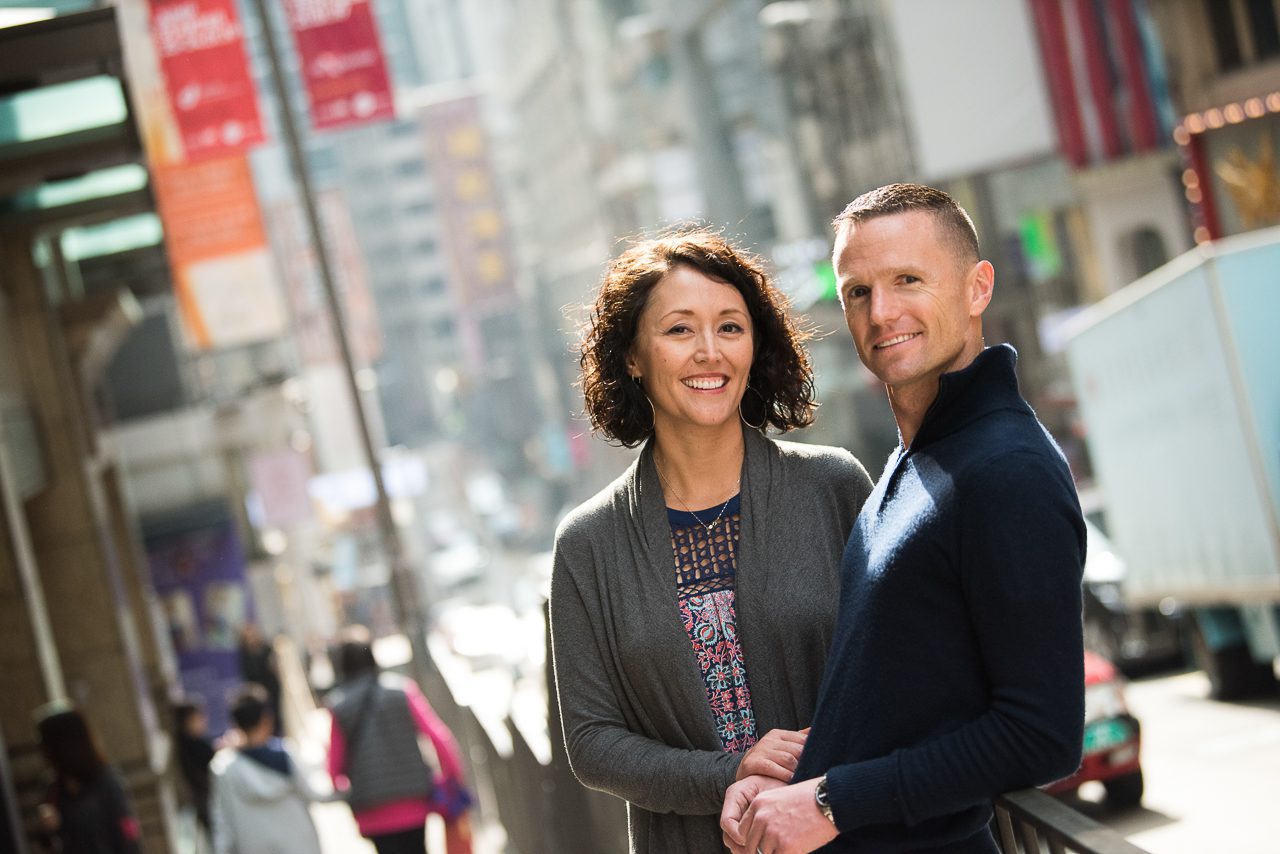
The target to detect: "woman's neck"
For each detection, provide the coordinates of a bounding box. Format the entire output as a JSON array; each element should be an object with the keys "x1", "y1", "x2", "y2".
[{"x1": 651, "y1": 425, "x2": 745, "y2": 509}]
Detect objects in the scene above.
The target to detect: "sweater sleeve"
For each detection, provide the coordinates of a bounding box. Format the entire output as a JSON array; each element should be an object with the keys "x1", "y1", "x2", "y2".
[
  {"x1": 101, "y1": 771, "x2": 142, "y2": 854},
  {"x1": 549, "y1": 534, "x2": 742, "y2": 815},
  {"x1": 210, "y1": 771, "x2": 237, "y2": 854},
  {"x1": 403, "y1": 679, "x2": 465, "y2": 782},
  {"x1": 326, "y1": 713, "x2": 347, "y2": 791},
  {"x1": 825, "y1": 451, "x2": 1086, "y2": 830}
]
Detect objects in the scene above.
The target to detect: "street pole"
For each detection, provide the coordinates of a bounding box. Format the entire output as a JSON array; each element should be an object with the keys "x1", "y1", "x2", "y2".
[{"x1": 246, "y1": 0, "x2": 431, "y2": 682}]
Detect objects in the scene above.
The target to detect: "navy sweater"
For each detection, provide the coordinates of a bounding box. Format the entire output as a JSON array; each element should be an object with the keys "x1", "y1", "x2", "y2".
[{"x1": 794, "y1": 345, "x2": 1086, "y2": 853}]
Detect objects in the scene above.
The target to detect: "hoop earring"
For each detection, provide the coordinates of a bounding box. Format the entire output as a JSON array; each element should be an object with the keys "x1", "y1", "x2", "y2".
[
  {"x1": 739, "y1": 383, "x2": 767, "y2": 430},
  {"x1": 634, "y1": 376, "x2": 656, "y2": 432}
]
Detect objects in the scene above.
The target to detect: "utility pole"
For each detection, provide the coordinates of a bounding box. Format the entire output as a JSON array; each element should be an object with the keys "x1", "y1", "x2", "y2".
[{"x1": 246, "y1": 0, "x2": 431, "y2": 682}]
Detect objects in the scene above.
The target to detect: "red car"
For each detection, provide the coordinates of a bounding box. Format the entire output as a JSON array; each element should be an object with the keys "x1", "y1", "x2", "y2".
[{"x1": 1044, "y1": 650, "x2": 1144, "y2": 807}]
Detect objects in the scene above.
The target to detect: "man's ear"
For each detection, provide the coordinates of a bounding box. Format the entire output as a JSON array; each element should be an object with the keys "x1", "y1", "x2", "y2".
[{"x1": 969, "y1": 260, "x2": 995, "y2": 317}]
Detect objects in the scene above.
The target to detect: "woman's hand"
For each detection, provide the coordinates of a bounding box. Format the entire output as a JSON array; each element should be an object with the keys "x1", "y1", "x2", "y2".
[
  {"x1": 37, "y1": 803, "x2": 59, "y2": 833},
  {"x1": 735, "y1": 727, "x2": 809, "y2": 782}
]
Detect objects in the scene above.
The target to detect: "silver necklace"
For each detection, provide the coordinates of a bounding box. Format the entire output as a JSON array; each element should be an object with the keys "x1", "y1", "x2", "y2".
[{"x1": 655, "y1": 463, "x2": 740, "y2": 535}]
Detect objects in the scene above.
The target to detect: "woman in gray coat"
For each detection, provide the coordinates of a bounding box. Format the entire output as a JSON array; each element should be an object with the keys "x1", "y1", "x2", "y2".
[{"x1": 549, "y1": 229, "x2": 873, "y2": 853}]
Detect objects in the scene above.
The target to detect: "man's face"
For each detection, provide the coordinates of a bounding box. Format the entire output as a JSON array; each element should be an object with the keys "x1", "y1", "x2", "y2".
[{"x1": 835, "y1": 210, "x2": 992, "y2": 398}]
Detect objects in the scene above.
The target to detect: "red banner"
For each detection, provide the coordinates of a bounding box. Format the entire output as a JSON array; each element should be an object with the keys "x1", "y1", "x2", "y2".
[
  {"x1": 148, "y1": 0, "x2": 265, "y2": 162},
  {"x1": 285, "y1": 0, "x2": 395, "y2": 131}
]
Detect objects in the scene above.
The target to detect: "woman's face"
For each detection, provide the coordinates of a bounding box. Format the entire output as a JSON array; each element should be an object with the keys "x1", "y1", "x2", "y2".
[{"x1": 626, "y1": 265, "x2": 754, "y2": 438}]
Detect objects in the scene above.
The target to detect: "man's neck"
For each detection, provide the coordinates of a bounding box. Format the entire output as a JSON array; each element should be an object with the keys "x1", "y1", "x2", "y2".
[{"x1": 887, "y1": 381, "x2": 938, "y2": 450}]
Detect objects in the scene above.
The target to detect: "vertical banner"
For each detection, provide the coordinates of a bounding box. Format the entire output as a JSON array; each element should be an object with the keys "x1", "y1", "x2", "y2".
[
  {"x1": 264, "y1": 191, "x2": 382, "y2": 367},
  {"x1": 151, "y1": 156, "x2": 289, "y2": 349},
  {"x1": 148, "y1": 0, "x2": 265, "y2": 161},
  {"x1": 284, "y1": 0, "x2": 396, "y2": 131},
  {"x1": 147, "y1": 522, "x2": 254, "y2": 736},
  {"x1": 419, "y1": 95, "x2": 516, "y2": 310}
]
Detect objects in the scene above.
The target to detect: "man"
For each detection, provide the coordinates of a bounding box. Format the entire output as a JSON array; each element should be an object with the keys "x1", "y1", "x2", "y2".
[
  {"x1": 210, "y1": 684, "x2": 326, "y2": 854},
  {"x1": 721, "y1": 184, "x2": 1086, "y2": 853}
]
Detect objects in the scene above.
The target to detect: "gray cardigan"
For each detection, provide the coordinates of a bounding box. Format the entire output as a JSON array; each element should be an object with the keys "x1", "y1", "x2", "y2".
[{"x1": 549, "y1": 427, "x2": 873, "y2": 853}]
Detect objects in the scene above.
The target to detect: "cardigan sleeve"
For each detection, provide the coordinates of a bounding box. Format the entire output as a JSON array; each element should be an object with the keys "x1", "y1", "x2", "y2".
[
  {"x1": 824, "y1": 450, "x2": 1086, "y2": 831},
  {"x1": 549, "y1": 538, "x2": 743, "y2": 815}
]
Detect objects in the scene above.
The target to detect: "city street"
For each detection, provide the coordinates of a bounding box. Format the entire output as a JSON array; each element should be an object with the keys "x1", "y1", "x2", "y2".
[{"x1": 1062, "y1": 668, "x2": 1280, "y2": 854}]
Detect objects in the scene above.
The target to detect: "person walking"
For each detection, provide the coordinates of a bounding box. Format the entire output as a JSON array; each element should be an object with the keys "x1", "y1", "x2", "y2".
[
  {"x1": 35, "y1": 705, "x2": 143, "y2": 854},
  {"x1": 721, "y1": 183, "x2": 1087, "y2": 854},
  {"x1": 327, "y1": 626, "x2": 473, "y2": 854},
  {"x1": 237, "y1": 623, "x2": 283, "y2": 737},
  {"x1": 173, "y1": 698, "x2": 215, "y2": 841},
  {"x1": 208, "y1": 684, "x2": 325, "y2": 854},
  {"x1": 549, "y1": 228, "x2": 874, "y2": 853}
]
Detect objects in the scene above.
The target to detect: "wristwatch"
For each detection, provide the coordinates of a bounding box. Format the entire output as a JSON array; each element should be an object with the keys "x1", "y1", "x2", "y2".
[{"x1": 814, "y1": 774, "x2": 836, "y2": 826}]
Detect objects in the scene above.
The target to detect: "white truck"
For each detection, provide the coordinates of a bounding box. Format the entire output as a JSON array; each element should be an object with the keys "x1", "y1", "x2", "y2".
[{"x1": 1064, "y1": 227, "x2": 1280, "y2": 699}]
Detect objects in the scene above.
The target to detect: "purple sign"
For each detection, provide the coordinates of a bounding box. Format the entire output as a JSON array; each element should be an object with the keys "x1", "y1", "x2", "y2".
[{"x1": 146, "y1": 522, "x2": 252, "y2": 737}]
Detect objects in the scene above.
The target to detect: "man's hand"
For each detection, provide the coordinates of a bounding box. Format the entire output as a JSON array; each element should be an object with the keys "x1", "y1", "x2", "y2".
[
  {"x1": 721, "y1": 774, "x2": 784, "y2": 852},
  {"x1": 731, "y1": 776, "x2": 840, "y2": 854},
  {"x1": 736, "y1": 727, "x2": 809, "y2": 782}
]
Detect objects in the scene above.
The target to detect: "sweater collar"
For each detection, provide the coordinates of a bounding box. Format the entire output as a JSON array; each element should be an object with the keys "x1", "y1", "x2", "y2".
[
  {"x1": 630, "y1": 424, "x2": 771, "y2": 557},
  {"x1": 909, "y1": 343, "x2": 1025, "y2": 450}
]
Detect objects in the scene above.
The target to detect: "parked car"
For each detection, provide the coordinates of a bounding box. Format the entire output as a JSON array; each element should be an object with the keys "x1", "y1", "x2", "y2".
[
  {"x1": 1045, "y1": 650, "x2": 1144, "y2": 807},
  {"x1": 1082, "y1": 518, "x2": 1187, "y2": 676}
]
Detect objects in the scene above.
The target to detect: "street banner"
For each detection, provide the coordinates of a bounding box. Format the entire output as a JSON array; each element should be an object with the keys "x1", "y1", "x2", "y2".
[
  {"x1": 284, "y1": 0, "x2": 396, "y2": 131},
  {"x1": 151, "y1": 155, "x2": 289, "y2": 349},
  {"x1": 264, "y1": 191, "x2": 382, "y2": 367},
  {"x1": 148, "y1": 0, "x2": 265, "y2": 161},
  {"x1": 419, "y1": 94, "x2": 516, "y2": 310},
  {"x1": 146, "y1": 521, "x2": 254, "y2": 737},
  {"x1": 248, "y1": 449, "x2": 315, "y2": 529}
]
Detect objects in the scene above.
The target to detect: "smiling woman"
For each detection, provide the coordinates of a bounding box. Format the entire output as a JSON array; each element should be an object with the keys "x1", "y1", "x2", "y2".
[{"x1": 549, "y1": 227, "x2": 875, "y2": 854}]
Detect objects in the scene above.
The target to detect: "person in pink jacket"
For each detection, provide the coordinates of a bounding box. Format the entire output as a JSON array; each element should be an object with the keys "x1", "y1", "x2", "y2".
[{"x1": 327, "y1": 626, "x2": 472, "y2": 854}]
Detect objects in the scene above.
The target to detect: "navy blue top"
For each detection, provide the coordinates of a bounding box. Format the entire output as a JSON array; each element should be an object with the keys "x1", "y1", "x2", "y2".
[{"x1": 795, "y1": 345, "x2": 1086, "y2": 853}]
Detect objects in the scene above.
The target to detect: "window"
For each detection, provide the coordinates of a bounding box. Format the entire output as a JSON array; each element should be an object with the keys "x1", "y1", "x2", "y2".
[
  {"x1": 1204, "y1": 0, "x2": 1280, "y2": 70},
  {"x1": 1125, "y1": 226, "x2": 1169, "y2": 280}
]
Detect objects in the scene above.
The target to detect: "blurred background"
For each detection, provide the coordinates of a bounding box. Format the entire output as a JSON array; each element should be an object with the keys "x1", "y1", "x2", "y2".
[{"x1": 0, "y1": 1, "x2": 1277, "y2": 852}]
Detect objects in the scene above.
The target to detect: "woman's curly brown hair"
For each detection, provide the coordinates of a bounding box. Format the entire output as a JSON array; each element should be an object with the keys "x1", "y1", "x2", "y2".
[{"x1": 579, "y1": 228, "x2": 817, "y2": 447}]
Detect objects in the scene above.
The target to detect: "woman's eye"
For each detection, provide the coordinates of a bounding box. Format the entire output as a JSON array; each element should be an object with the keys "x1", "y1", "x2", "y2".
[{"x1": 720, "y1": 323, "x2": 744, "y2": 334}]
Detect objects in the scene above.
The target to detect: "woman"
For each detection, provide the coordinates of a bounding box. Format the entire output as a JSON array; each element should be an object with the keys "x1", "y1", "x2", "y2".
[
  {"x1": 36, "y1": 706, "x2": 143, "y2": 854},
  {"x1": 549, "y1": 228, "x2": 873, "y2": 852},
  {"x1": 327, "y1": 626, "x2": 473, "y2": 854}
]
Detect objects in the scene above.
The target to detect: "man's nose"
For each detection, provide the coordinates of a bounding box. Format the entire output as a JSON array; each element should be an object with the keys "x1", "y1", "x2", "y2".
[{"x1": 868, "y1": 288, "x2": 900, "y2": 326}]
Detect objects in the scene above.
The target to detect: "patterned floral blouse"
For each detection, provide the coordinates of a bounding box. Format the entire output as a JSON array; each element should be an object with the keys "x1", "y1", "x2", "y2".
[{"x1": 667, "y1": 495, "x2": 758, "y2": 753}]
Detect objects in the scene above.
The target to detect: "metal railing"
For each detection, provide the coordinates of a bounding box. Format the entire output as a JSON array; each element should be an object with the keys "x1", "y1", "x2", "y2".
[
  {"x1": 995, "y1": 789, "x2": 1151, "y2": 854},
  {"x1": 413, "y1": 626, "x2": 1153, "y2": 854}
]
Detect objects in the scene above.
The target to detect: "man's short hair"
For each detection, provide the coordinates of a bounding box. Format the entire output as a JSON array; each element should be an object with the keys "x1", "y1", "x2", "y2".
[
  {"x1": 833, "y1": 183, "x2": 980, "y2": 264},
  {"x1": 230, "y1": 683, "x2": 271, "y2": 733}
]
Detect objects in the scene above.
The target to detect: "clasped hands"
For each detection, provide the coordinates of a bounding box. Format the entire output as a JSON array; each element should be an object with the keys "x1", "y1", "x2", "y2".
[{"x1": 721, "y1": 728, "x2": 839, "y2": 854}]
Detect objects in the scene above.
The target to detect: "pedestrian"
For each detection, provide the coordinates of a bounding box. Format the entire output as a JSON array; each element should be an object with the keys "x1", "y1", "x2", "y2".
[
  {"x1": 548, "y1": 227, "x2": 874, "y2": 853},
  {"x1": 34, "y1": 704, "x2": 143, "y2": 854},
  {"x1": 720, "y1": 183, "x2": 1087, "y2": 853},
  {"x1": 326, "y1": 626, "x2": 474, "y2": 854},
  {"x1": 208, "y1": 684, "x2": 325, "y2": 854},
  {"x1": 236, "y1": 623, "x2": 282, "y2": 736},
  {"x1": 173, "y1": 698, "x2": 215, "y2": 838}
]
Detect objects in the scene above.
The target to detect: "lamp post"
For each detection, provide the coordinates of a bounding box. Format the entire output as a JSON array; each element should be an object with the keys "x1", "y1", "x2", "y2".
[{"x1": 245, "y1": 0, "x2": 431, "y2": 683}]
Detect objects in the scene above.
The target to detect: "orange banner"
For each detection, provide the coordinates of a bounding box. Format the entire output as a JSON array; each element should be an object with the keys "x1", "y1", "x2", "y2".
[{"x1": 151, "y1": 156, "x2": 287, "y2": 349}]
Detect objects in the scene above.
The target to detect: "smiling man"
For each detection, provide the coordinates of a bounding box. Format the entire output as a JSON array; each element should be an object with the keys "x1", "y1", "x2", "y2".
[{"x1": 721, "y1": 184, "x2": 1088, "y2": 854}]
